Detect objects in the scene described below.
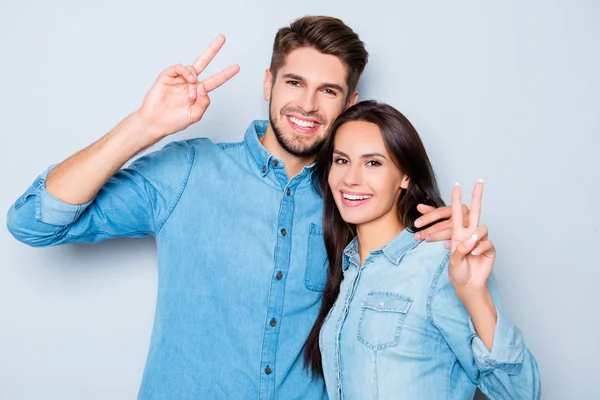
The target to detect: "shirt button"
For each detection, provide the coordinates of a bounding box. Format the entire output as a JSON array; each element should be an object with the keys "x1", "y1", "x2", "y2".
[
  {"x1": 276, "y1": 272, "x2": 283, "y2": 280},
  {"x1": 270, "y1": 318, "x2": 277, "y2": 327},
  {"x1": 261, "y1": 166, "x2": 267, "y2": 173},
  {"x1": 265, "y1": 366, "x2": 272, "y2": 375},
  {"x1": 272, "y1": 159, "x2": 278, "y2": 167},
  {"x1": 286, "y1": 188, "x2": 291, "y2": 196},
  {"x1": 281, "y1": 228, "x2": 287, "y2": 236}
]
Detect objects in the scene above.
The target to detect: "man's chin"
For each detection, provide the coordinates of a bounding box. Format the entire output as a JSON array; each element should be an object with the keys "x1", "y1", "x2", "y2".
[{"x1": 283, "y1": 141, "x2": 323, "y2": 158}]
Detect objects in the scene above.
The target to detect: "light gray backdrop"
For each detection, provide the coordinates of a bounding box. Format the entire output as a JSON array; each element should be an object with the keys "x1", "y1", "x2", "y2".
[{"x1": 1, "y1": 0, "x2": 598, "y2": 399}]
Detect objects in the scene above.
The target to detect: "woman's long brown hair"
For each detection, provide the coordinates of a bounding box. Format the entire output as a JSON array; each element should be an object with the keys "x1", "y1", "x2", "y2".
[{"x1": 304, "y1": 100, "x2": 445, "y2": 378}]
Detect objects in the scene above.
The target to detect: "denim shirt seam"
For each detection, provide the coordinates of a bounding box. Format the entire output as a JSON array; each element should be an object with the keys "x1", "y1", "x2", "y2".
[
  {"x1": 426, "y1": 252, "x2": 451, "y2": 328},
  {"x1": 154, "y1": 141, "x2": 195, "y2": 235},
  {"x1": 218, "y1": 141, "x2": 244, "y2": 151},
  {"x1": 65, "y1": 229, "x2": 153, "y2": 241},
  {"x1": 425, "y1": 251, "x2": 452, "y2": 400}
]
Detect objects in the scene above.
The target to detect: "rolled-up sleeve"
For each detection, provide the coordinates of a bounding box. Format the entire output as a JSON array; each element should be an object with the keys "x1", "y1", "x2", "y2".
[
  {"x1": 25, "y1": 165, "x2": 94, "y2": 226},
  {"x1": 7, "y1": 140, "x2": 194, "y2": 247},
  {"x1": 470, "y1": 310, "x2": 525, "y2": 375}
]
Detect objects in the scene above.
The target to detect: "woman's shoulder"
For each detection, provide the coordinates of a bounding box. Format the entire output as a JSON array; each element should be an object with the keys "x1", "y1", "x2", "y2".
[{"x1": 407, "y1": 240, "x2": 450, "y2": 268}]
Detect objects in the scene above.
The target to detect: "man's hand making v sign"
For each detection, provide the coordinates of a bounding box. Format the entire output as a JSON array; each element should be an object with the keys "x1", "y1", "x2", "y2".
[{"x1": 137, "y1": 35, "x2": 240, "y2": 142}]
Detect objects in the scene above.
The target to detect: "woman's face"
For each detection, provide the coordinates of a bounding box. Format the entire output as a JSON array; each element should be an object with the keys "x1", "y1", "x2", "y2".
[{"x1": 328, "y1": 120, "x2": 409, "y2": 228}]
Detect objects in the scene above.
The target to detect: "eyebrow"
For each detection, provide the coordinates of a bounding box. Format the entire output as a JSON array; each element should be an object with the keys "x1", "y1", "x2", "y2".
[
  {"x1": 333, "y1": 149, "x2": 387, "y2": 159},
  {"x1": 281, "y1": 73, "x2": 346, "y2": 94}
]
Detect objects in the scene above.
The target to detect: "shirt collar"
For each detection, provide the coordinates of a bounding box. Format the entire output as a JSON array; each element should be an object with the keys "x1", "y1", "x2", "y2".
[
  {"x1": 244, "y1": 120, "x2": 316, "y2": 177},
  {"x1": 244, "y1": 120, "x2": 271, "y2": 174},
  {"x1": 342, "y1": 229, "x2": 421, "y2": 270}
]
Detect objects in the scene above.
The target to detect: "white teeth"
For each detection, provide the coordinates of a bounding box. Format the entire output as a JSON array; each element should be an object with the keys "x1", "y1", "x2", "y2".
[
  {"x1": 343, "y1": 193, "x2": 372, "y2": 201},
  {"x1": 290, "y1": 116, "x2": 317, "y2": 128}
]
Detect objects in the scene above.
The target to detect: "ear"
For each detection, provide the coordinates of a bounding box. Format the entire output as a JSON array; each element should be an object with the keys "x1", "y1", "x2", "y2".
[
  {"x1": 263, "y1": 69, "x2": 273, "y2": 101},
  {"x1": 400, "y1": 175, "x2": 410, "y2": 189},
  {"x1": 345, "y1": 91, "x2": 359, "y2": 109}
]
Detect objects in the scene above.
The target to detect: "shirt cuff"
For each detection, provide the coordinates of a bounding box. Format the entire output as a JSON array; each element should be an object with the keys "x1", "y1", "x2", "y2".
[
  {"x1": 34, "y1": 165, "x2": 94, "y2": 226},
  {"x1": 470, "y1": 310, "x2": 524, "y2": 375}
]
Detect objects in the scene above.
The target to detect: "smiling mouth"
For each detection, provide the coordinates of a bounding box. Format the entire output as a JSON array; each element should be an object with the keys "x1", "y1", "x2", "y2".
[
  {"x1": 286, "y1": 115, "x2": 321, "y2": 133},
  {"x1": 340, "y1": 191, "x2": 373, "y2": 207},
  {"x1": 342, "y1": 193, "x2": 373, "y2": 201}
]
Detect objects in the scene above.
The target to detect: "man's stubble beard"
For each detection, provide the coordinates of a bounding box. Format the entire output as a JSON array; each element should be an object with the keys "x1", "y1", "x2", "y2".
[{"x1": 269, "y1": 101, "x2": 327, "y2": 159}]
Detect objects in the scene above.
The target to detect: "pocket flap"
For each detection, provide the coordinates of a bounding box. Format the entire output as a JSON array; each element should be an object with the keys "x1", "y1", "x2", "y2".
[{"x1": 363, "y1": 292, "x2": 413, "y2": 313}]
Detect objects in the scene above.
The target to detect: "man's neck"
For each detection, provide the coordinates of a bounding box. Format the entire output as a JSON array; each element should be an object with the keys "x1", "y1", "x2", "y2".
[{"x1": 259, "y1": 124, "x2": 316, "y2": 179}]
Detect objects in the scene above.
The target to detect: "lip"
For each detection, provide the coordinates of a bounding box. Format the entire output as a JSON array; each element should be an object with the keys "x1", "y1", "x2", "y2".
[
  {"x1": 285, "y1": 115, "x2": 321, "y2": 135},
  {"x1": 339, "y1": 190, "x2": 373, "y2": 208}
]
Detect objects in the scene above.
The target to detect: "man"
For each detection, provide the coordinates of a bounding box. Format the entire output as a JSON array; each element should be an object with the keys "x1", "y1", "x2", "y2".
[{"x1": 7, "y1": 16, "x2": 453, "y2": 399}]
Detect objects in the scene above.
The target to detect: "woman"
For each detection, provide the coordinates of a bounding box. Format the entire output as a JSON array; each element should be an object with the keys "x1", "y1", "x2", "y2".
[{"x1": 304, "y1": 100, "x2": 541, "y2": 399}]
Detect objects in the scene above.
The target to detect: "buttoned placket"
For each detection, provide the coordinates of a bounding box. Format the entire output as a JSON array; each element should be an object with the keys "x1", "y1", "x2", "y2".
[{"x1": 257, "y1": 158, "x2": 307, "y2": 399}]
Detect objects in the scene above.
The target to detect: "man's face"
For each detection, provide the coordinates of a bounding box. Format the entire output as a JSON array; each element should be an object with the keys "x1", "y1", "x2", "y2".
[{"x1": 264, "y1": 47, "x2": 358, "y2": 158}]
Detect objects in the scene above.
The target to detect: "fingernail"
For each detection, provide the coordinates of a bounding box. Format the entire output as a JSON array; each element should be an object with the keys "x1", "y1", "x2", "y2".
[
  {"x1": 455, "y1": 182, "x2": 460, "y2": 186},
  {"x1": 190, "y1": 90, "x2": 197, "y2": 99},
  {"x1": 465, "y1": 234, "x2": 478, "y2": 247},
  {"x1": 189, "y1": 74, "x2": 195, "y2": 81},
  {"x1": 471, "y1": 249, "x2": 480, "y2": 255},
  {"x1": 478, "y1": 179, "x2": 484, "y2": 183},
  {"x1": 425, "y1": 235, "x2": 431, "y2": 242},
  {"x1": 415, "y1": 219, "x2": 422, "y2": 228},
  {"x1": 445, "y1": 241, "x2": 451, "y2": 249},
  {"x1": 414, "y1": 233, "x2": 421, "y2": 241}
]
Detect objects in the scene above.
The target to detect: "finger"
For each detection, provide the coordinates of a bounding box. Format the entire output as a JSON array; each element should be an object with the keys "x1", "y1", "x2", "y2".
[
  {"x1": 445, "y1": 241, "x2": 451, "y2": 249},
  {"x1": 415, "y1": 219, "x2": 452, "y2": 241},
  {"x1": 189, "y1": 95, "x2": 211, "y2": 124},
  {"x1": 451, "y1": 183, "x2": 463, "y2": 233},
  {"x1": 416, "y1": 203, "x2": 436, "y2": 215},
  {"x1": 198, "y1": 64, "x2": 240, "y2": 94},
  {"x1": 185, "y1": 65, "x2": 198, "y2": 77},
  {"x1": 422, "y1": 228, "x2": 453, "y2": 243},
  {"x1": 164, "y1": 64, "x2": 197, "y2": 84},
  {"x1": 189, "y1": 83, "x2": 197, "y2": 101},
  {"x1": 414, "y1": 205, "x2": 451, "y2": 229},
  {"x1": 469, "y1": 180, "x2": 484, "y2": 229},
  {"x1": 471, "y1": 239, "x2": 495, "y2": 257},
  {"x1": 185, "y1": 66, "x2": 199, "y2": 100},
  {"x1": 192, "y1": 35, "x2": 227, "y2": 74},
  {"x1": 458, "y1": 225, "x2": 489, "y2": 254}
]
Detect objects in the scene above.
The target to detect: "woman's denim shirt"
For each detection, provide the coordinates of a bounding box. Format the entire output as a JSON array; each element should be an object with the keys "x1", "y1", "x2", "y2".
[{"x1": 319, "y1": 229, "x2": 541, "y2": 399}]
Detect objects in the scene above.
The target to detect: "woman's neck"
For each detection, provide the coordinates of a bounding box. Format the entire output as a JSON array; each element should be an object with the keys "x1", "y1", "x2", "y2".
[{"x1": 356, "y1": 218, "x2": 405, "y2": 267}]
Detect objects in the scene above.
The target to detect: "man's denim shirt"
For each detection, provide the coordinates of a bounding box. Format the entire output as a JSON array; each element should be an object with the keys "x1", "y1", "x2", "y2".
[
  {"x1": 319, "y1": 230, "x2": 541, "y2": 400},
  {"x1": 7, "y1": 121, "x2": 328, "y2": 399}
]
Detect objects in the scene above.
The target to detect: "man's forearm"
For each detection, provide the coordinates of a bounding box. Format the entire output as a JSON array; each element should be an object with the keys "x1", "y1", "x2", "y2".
[{"x1": 46, "y1": 112, "x2": 159, "y2": 205}]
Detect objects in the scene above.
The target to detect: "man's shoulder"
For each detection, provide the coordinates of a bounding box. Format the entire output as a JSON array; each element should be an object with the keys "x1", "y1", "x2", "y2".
[{"x1": 185, "y1": 137, "x2": 246, "y2": 152}]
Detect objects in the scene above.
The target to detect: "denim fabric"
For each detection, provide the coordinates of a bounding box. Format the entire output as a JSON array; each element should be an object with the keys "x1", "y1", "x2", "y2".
[
  {"x1": 7, "y1": 121, "x2": 328, "y2": 399},
  {"x1": 319, "y1": 230, "x2": 541, "y2": 400}
]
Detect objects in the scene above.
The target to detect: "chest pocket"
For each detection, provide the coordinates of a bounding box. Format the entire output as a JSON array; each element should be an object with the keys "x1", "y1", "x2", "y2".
[
  {"x1": 304, "y1": 223, "x2": 328, "y2": 292},
  {"x1": 358, "y1": 292, "x2": 413, "y2": 350}
]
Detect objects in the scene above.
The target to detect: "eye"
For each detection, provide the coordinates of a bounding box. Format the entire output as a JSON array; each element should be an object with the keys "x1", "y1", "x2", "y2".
[
  {"x1": 333, "y1": 157, "x2": 348, "y2": 165},
  {"x1": 287, "y1": 80, "x2": 302, "y2": 87},
  {"x1": 366, "y1": 160, "x2": 381, "y2": 167},
  {"x1": 322, "y1": 88, "x2": 337, "y2": 97}
]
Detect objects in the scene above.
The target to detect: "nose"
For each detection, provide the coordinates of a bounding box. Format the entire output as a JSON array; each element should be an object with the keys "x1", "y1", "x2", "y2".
[
  {"x1": 298, "y1": 90, "x2": 318, "y2": 113},
  {"x1": 342, "y1": 163, "x2": 362, "y2": 187}
]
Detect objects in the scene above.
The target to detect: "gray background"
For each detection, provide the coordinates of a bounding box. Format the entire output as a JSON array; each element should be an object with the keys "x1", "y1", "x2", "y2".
[{"x1": 1, "y1": 0, "x2": 598, "y2": 399}]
